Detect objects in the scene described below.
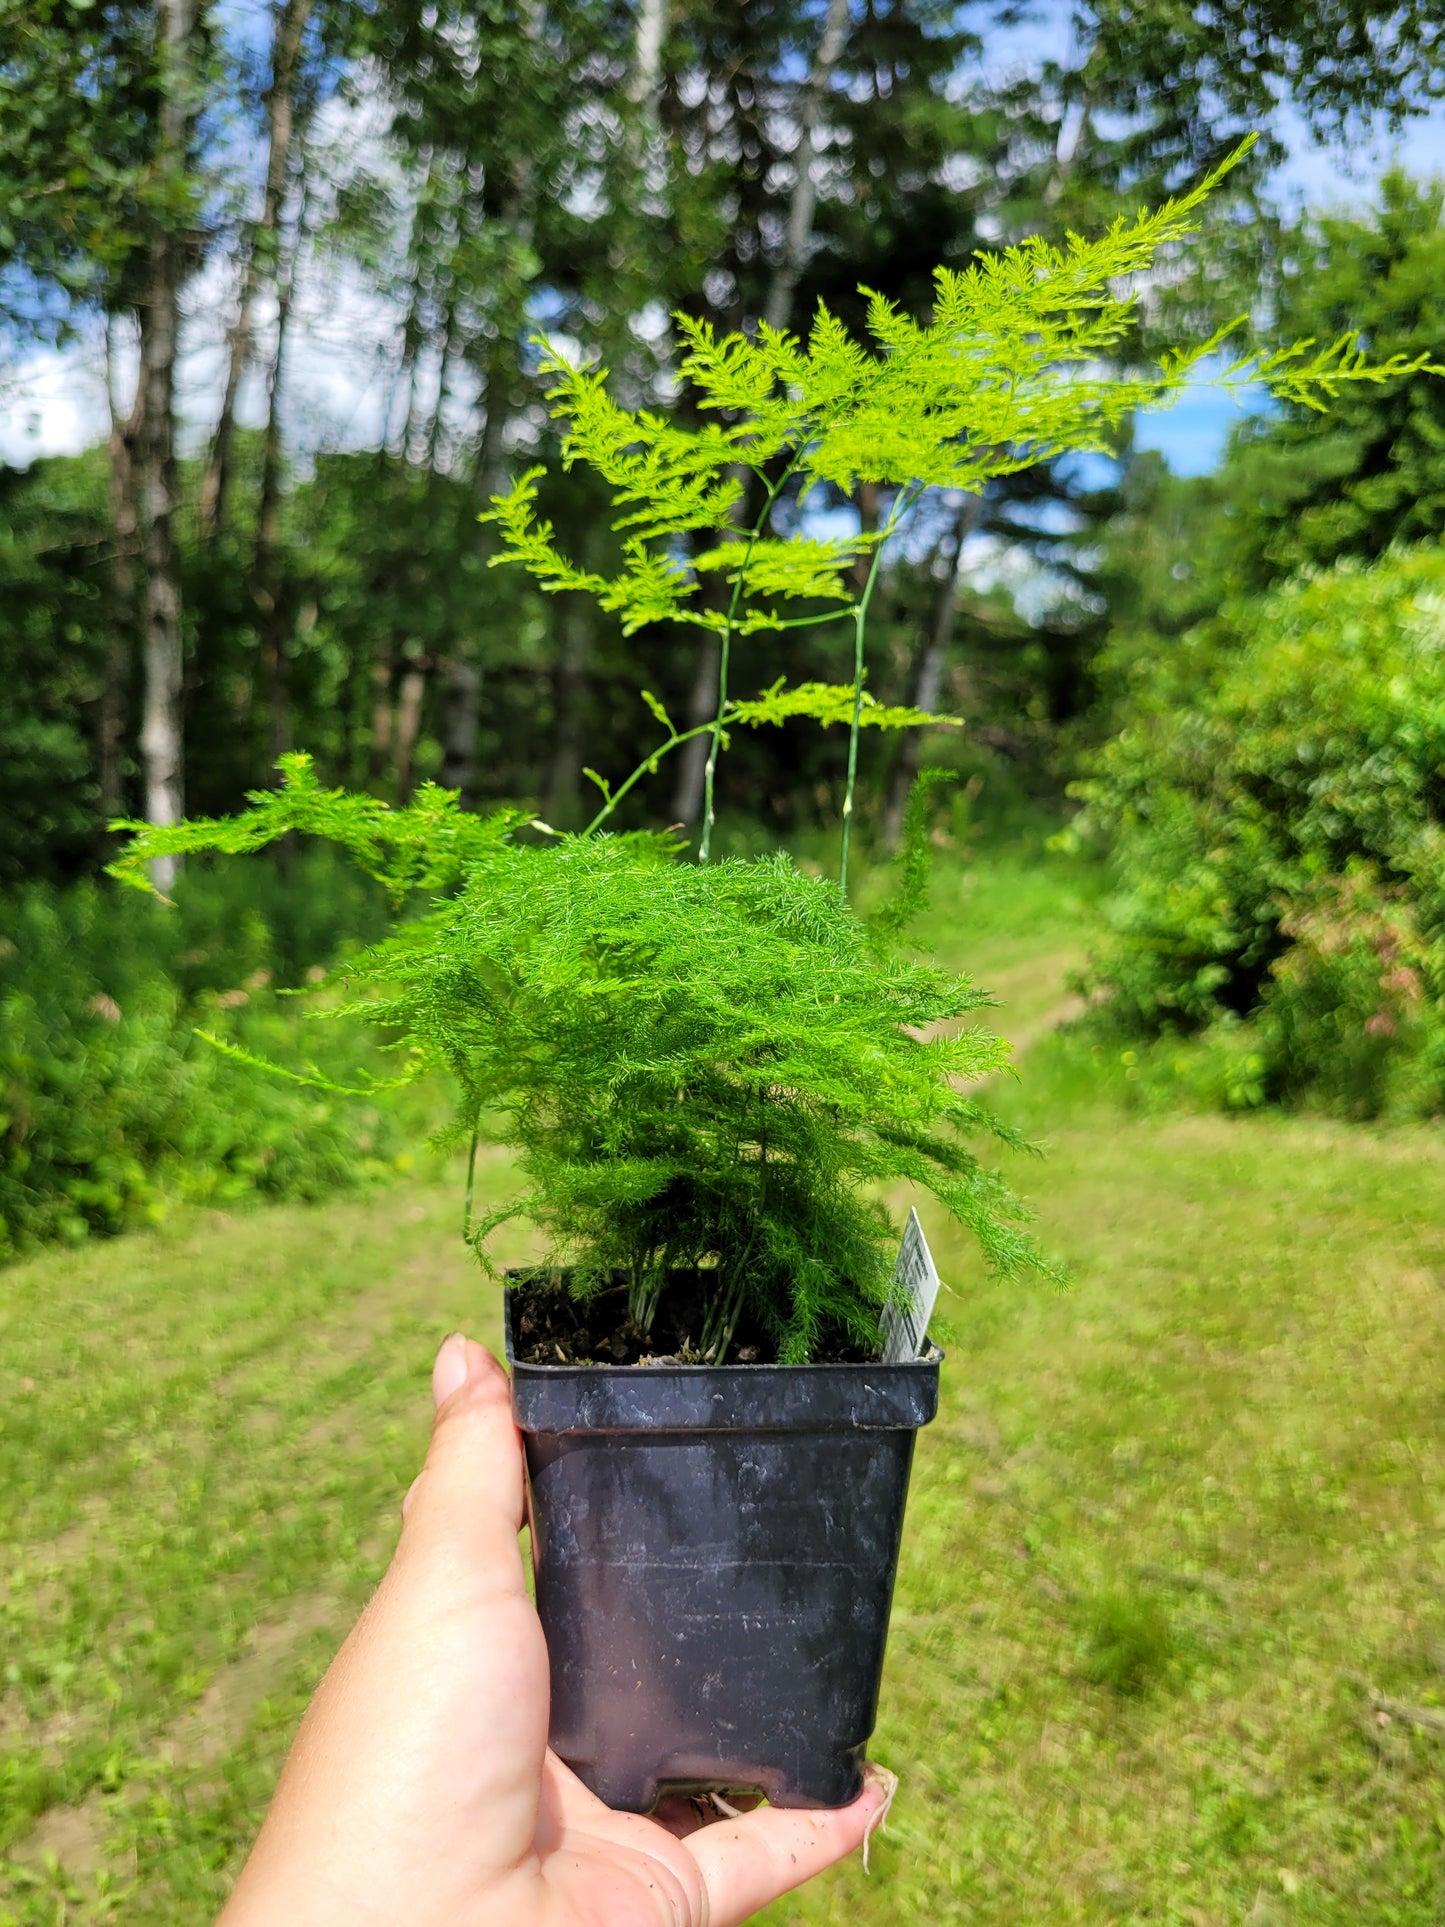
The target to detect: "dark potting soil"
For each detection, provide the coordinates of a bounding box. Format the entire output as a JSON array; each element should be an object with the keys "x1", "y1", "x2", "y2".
[{"x1": 508, "y1": 1271, "x2": 877, "y2": 1368}]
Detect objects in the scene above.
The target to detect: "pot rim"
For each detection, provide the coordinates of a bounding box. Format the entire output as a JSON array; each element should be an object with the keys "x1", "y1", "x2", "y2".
[{"x1": 502, "y1": 1283, "x2": 943, "y2": 1377}]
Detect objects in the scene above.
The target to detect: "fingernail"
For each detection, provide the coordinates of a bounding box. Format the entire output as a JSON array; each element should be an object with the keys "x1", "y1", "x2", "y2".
[{"x1": 432, "y1": 1331, "x2": 471, "y2": 1408}]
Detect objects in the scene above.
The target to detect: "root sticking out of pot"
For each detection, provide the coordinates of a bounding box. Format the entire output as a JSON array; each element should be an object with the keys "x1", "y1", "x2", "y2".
[{"x1": 862, "y1": 1764, "x2": 898, "y2": 1874}]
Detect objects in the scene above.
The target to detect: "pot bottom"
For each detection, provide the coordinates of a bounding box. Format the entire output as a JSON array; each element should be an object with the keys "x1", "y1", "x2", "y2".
[
  {"x1": 568, "y1": 1748, "x2": 864, "y2": 1816},
  {"x1": 527, "y1": 1425, "x2": 919, "y2": 1814}
]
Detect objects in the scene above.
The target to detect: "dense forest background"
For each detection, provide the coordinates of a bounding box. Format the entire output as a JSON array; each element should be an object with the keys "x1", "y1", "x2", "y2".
[
  {"x1": 4, "y1": 0, "x2": 1445, "y2": 887},
  {"x1": 3, "y1": 0, "x2": 1445, "y2": 1257}
]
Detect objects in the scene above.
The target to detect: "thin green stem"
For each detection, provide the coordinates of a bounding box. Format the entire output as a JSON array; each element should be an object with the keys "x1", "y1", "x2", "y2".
[
  {"x1": 839, "y1": 487, "x2": 919, "y2": 898},
  {"x1": 699, "y1": 451, "x2": 808, "y2": 863},
  {"x1": 580, "y1": 718, "x2": 717, "y2": 836},
  {"x1": 741, "y1": 606, "x2": 854, "y2": 631},
  {"x1": 463, "y1": 1115, "x2": 480, "y2": 1240}
]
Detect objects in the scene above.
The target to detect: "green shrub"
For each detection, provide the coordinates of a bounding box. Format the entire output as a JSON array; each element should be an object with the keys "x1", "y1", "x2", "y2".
[
  {"x1": 0, "y1": 856, "x2": 422, "y2": 1260},
  {"x1": 1073, "y1": 546, "x2": 1445, "y2": 1117}
]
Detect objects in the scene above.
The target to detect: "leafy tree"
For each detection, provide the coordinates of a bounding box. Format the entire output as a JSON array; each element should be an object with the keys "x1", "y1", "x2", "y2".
[
  {"x1": 0, "y1": 452, "x2": 114, "y2": 882},
  {"x1": 1079, "y1": 172, "x2": 1445, "y2": 742},
  {"x1": 1073, "y1": 546, "x2": 1445, "y2": 1118},
  {"x1": 1217, "y1": 172, "x2": 1445, "y2": 582},
  {"x1": 1050, "y1": 0, "x2": 1445, "y2": 201},
  {"x1": 0, "y1": 0, "x2": 162, "y2": 332}
]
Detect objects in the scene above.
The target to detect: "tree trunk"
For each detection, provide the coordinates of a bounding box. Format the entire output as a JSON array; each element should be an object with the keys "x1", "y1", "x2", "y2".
[
  {"x1": 1043, "y1": 90, "x2": 1091, "y2": 209},
  {"x1": 544, "y1": 594, "x2": 593, "y2": 827},
  {"x1": 626, "y1": 0, "x2": 667, "y2": 171},
  {"x1": 393, "y1": 659, "x2": 429, "y2": 803},
  {"x1": 438, "y1": 334, "x2": 513, "y2": 806},
  {"x1": 101, "y1": 320, "x2": 142, "y2": 827},
  {"x1": 881, "y1": 493, "x2": 977, "y2": 850},
  {"x1": 136, "y1": 0, "x2": 197, "y2": 889},
  {"x1": 439, "y1": 658, "x2": 483, "y2": 801},
  {"x1": 200, "y1": 0, "x2": 313, "y2": 541},
  {"x1": 251, "y1": 178, "x2": 306, "y2": 771},
  {"x1": 762, "y1": 0, "x2": 850, "y2": 333},
  {"x1": 669, "y1": 634, "x2": 720, "y2": 828},
  {"x1": 852, "y1": 481, "x2": 880, "y2": 590},
  {"x1": 136, "y1": 231, "x2": 185, "y2": 883},
  {"x1": 673, "y1": 0, "x2": 850, "y2": 830},
  {"x1": 368, "y1": 652, "x2": 395, "y2": 789}
]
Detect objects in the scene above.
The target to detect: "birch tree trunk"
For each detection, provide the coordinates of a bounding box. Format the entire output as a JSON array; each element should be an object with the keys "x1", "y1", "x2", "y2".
[
  {"x1": 393, "y1": 659, "x2": 429, "y2": 803},
  {"x1": 200, "y1": 0, "x2": 313, "y2": 541},
  {"x1": 101, "y1": 320, "x2": 142, "y2": 827},
  {"x1": 368, "y1": 652, "x2": 395, "y2": 788},
  {"x1": 252, "y1": 178, "x2": 307, "y2": 769},
  {"x1": 136, "y1": 0, "x2": 199, "y2": 889},
  {"x1": 627, "y1": 0, "x2": 666, "y2": 143},
  {"x1": 437, "y1": 319, "x2": 515, "y2": 804},
  {"x1": 762, "y1": 0, "x2": 850, "y2": 333}
]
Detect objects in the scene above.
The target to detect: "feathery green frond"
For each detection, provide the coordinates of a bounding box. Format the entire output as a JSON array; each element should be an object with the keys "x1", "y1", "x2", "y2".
[
  {"x1": 871, "y1": 768, "x2": 956, "y2": 939},
  {"x1": 112, "y1": 783, "x2": 1060, "y2": 1362},
  {"x1": 729, "y1": 680, "x2": 959, "y2": 733},
  {"x1": 109, "y1": 753, "x2": 521, "y2": 901},
  {"x1": 691, "y1": 534, "x2": 863, "y2": 601},
  {"x1": 486, "y1": 137, "x2": 1414, "y2": 877}
]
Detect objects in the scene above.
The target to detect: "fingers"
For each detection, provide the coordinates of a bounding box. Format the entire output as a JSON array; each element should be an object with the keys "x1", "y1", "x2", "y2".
[
  {"x1": 398, "y1": 1334, "x2": 528, "y2": 1586},
  {"x1": 686, "y1": 1767, "x2": 896, "y2": 1927}
]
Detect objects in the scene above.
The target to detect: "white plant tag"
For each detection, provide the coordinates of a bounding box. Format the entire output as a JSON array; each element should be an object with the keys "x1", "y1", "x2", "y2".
[{"x1": 879, "y1": 1208, "x2": 942, "y2": 1362}]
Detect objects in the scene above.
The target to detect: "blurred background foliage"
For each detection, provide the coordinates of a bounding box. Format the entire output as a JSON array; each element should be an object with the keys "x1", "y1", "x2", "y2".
[
  {"x1": 4, "y1": 11, "x2": 1445, "y2": 1921},
  {"x1": 1073, "y1": 546, "x2": 1445, "y2": 1119},
  {"x1": 1, "y1": 0, "x2": 1445, "y2": 1259}
]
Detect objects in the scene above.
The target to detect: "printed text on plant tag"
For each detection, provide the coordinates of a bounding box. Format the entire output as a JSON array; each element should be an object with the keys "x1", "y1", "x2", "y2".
[{"x1": 880, "y1": 1208, "x2": 942, "y2": 1362}]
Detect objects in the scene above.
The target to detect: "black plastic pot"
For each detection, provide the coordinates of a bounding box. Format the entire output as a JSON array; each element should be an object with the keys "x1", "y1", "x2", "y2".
[{"x1": 505, "y1": 1288, "x2": 940, "y2": 1812}]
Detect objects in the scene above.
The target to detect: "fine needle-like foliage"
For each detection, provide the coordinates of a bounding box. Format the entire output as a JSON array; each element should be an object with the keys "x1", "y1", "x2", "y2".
[
  {"x1": 113, "y1": 757, "x2": 1059, "y2": 1363},
  {"x1": 111, "y1": 151, "x2": 1429, "y2": 1364},
  {"x1": 486, "y1": 136, "x2": 1438, "y2": 886}
]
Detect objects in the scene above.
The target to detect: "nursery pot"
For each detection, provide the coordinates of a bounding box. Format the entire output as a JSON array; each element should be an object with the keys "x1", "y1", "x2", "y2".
[{"x1": 505, "y1": 1287, "x2": 940, "y2": 1813}]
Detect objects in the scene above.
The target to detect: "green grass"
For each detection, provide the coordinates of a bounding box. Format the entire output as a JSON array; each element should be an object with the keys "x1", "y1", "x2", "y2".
[{"x1": 4, "y1": 851, "x2": 1445, "y2": 1923}]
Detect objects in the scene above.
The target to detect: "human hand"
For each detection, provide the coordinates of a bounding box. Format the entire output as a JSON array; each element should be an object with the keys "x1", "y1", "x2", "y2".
[{"x1": 220, "y1": 1333, "x2": 894, "y2": 1925}]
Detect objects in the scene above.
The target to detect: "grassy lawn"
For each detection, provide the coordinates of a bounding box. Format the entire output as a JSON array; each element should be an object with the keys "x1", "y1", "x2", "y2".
[{"x1": 4, "y1": 852, "x2": 1445, "y2": 1924}]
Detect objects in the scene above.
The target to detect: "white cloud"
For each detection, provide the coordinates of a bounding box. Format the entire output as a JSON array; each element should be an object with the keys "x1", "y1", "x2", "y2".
[
  {"x1": 3, "y1": 48, "x2": 1443, "y2": 480},
  {"x1": 0, "y1": 335, "x2": 110, "y2": 465}
]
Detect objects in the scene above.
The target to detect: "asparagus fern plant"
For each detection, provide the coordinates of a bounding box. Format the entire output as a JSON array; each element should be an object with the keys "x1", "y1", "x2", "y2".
[
  {"x1": 486, "y1": 138, "x2": 1426, "y2": 888},
  {"x1": 114, "y1": 144, "x2": 1425, "y2": 1362}
]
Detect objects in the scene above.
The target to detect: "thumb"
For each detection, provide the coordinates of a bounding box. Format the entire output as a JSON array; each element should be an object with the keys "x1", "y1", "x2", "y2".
[
  {"x1": 380, "y1": 1334, "x2": 550, "y2": 1873},
  {"x1": 398, "y1": 1334, "x2": 528, "y2": 1580}
]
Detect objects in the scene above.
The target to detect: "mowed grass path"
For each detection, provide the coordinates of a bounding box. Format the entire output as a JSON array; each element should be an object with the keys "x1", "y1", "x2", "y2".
[{"x1": 4, "y1": 856, "x2": 1445, "y2": 1923}]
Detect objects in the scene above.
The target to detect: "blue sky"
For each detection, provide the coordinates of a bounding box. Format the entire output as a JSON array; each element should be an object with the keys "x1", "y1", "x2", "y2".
[
  {"x1": 1136, "y1": 105, "x2": 1445, "y2": 474},
  {"x1": 2, "y1": 18, "x2": 1443, "y2": 475}
]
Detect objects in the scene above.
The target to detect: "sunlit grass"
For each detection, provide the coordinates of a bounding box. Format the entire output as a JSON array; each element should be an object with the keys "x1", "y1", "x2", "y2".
[{"x1": 3, "y1": 852, "x2": 1443, "y2": 1923}]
